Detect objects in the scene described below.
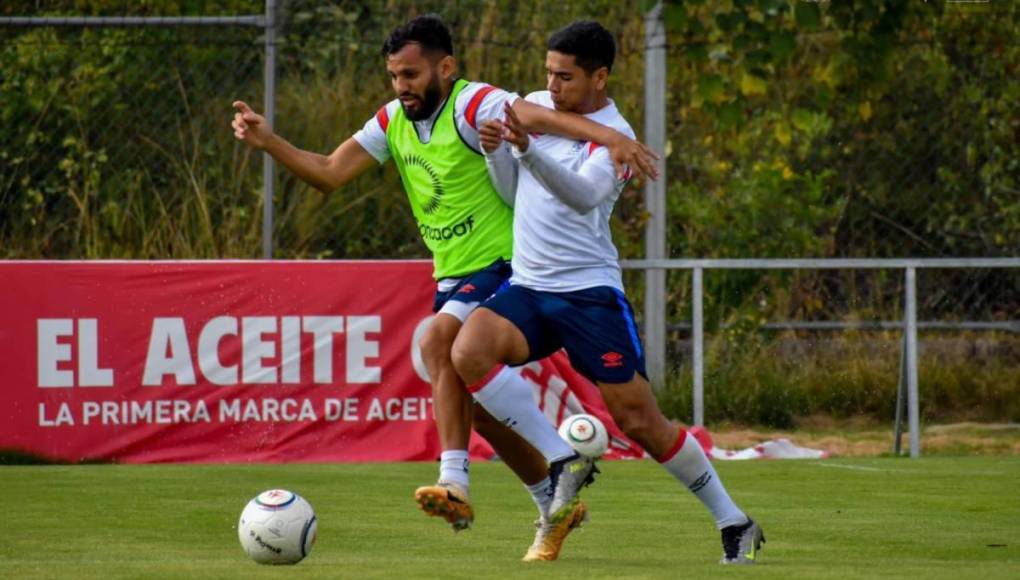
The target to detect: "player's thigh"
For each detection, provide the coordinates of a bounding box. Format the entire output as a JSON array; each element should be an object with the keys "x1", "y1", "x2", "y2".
[
  {"x1": 554, "y1": 287, "x2": 647, "y2": 384},
  {"x1": 433, "y1": 259, "x2": 512, "y2": 323},
  {"x1": 457, "y1": 306, "x2": 530, "y2": 365},
  {"x1": 596, "y1": 373, "x2": 660, "y2": 422},
  {"x1": 465, "y1": 285, "x2": 560, "y2": 366},
  {"x1": 428, "y1": 260, "x2": 512, "y2": 363}
]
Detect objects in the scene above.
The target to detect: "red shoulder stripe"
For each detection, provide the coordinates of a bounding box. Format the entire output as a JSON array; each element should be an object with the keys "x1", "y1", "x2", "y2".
[
  {"x1": 375, "y1": 106, "x2": 390, "y2": 133},
  {"x1": 465, "y1": 85, "x2": 498, "y2": 130}
]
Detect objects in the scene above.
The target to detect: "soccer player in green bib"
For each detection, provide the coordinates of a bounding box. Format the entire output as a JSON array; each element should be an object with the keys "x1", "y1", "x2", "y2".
[{"x1": 232, "y1": 14, "x2": 657, "y2": 553}]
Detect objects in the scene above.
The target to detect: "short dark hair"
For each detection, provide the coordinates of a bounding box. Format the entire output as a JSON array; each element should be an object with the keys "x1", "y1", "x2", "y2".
[
  {"x1": 382, "y1": 14, "x2": 454, "y2": 58},
  {"x1": 547, "y1": 20, "x2": 616, "y2": 74}
]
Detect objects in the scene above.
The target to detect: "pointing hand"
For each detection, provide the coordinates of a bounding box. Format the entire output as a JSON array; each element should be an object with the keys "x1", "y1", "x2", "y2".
[{"x1": 231, "y1": 100, "x2": 273, "y2": 149}]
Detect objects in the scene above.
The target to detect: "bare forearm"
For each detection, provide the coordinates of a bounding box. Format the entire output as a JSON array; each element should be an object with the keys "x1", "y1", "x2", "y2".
[
  {"x1": 512, "y1": 99, "x2": 618, "y2": 145},
  {"x1": 261, "y1": 136, "x2": 376, "y2": 194},
  {"x1": 262, "y1": 135, "x2": 338, "y2": 193},
  {"x1": 508, "y1": 99, "x2": 659, "y2": 181},
  {"x1": 233, "y1": 99, "x2": 379, "y2": 192}
]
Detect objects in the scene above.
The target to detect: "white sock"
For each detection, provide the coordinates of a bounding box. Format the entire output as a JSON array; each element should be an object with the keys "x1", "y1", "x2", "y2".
[
  {"x1": 524, "y1": 476, "x2": 554, "y2": 519},
  {"x1": 439, "y1": 449, "x2": 470, "y2": 489},
  {"x1": 472, "y1": 367, "x2": 575, "y2": 462},
  {"x1": 659, "y1": 431, "x2": 748, "y2": 529}
]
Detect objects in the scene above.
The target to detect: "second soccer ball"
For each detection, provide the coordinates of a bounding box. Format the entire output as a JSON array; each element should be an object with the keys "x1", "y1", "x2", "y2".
[{"x1": 558, "y1": 413, "x2": 609, "y2": 459}]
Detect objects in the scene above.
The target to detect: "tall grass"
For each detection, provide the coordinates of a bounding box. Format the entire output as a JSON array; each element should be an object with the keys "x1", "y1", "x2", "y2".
[{"x1": 657, "y1": 332, "x2": 1020, "y2": 428}]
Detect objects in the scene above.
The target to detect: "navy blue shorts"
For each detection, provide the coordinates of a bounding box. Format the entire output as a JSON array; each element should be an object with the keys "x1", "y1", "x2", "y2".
[
  {"x1": 481, "y1": 284, "x2": 647, "y2": 384},
  {"x1": 432, "y1": 259, "x2": 512, "y2": 314}
]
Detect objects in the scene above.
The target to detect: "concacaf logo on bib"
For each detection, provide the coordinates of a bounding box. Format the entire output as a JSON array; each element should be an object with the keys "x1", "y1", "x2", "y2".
[{"x1": 403, "y1": 153, "x2": 444, "y2": 215}]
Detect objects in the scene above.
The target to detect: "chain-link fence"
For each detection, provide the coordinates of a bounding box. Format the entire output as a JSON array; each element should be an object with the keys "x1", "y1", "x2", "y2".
[
  {"x1": 3, "y1": 2, "x2": 1015, "y2": 261},
  {"x1": 638, "y1": 0, "x2": 1019, "y2": 427},
  {"x1": 1, "y1": 0, "x2": 651, "y2": 260},
  {"x1": 2, "y1": 1, "x2": 1017, "y2": 427},
  {"x1": 1, "y1": 8, "x2": 265, "y2": 257}
]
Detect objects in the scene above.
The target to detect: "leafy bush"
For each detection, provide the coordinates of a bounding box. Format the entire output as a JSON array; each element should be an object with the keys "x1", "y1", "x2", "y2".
[{"x1": 657, "y1": 332, "x2": 1020, "y2": 427}]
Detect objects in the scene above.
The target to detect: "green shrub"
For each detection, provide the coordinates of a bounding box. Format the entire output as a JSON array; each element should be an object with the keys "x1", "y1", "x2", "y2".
[{"x1": 657, "y1": 332, "x2": 1020, "y2": 428}]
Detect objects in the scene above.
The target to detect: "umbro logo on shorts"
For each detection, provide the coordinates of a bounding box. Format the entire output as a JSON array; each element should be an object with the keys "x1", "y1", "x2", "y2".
[
  {"x1": 458, "y1": 283, "x2": 476, "y2": 294},
  {"x1": 601, "y1": 352, "x2": 624, "y2": 367}
]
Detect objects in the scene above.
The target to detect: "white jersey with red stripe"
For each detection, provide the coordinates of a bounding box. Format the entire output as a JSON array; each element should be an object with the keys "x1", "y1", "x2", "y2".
[
  {"x1": 353, "y1": 81, "x2": 518, "y2": 163},
  {"x1": 510, "y1": 91, "x2": 633, "y2": 293}
]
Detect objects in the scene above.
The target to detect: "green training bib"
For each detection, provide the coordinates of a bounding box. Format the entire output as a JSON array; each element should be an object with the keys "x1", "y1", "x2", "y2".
[{"x1": 386, "y1": 79, "x2": 513, "y2": 279}]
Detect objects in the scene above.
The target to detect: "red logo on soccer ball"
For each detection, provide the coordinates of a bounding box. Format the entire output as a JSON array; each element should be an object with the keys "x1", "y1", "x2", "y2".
[{"x1": 601, "y1": 352, "x2": 624, "y2": 367}]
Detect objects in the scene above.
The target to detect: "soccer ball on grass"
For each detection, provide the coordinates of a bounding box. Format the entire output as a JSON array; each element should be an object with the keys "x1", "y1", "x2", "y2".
[
  {"x1": 558, "y1": 413, "x2": 609, "y2": 459},
  {"x1": 238, "y1": 489, "x2": 317, "y2": 565}
]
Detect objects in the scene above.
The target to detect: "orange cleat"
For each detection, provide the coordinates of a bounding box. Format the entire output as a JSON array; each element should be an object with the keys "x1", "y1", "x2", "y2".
[{"x1": 414, "y1": 482, "x2": 474, "y2": 532}]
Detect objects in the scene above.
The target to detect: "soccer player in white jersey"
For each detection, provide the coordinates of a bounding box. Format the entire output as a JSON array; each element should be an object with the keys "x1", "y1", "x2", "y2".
[
  {"x1": 453, "y1": 21, "x2": 766, "y2": 564},
  {"x1": 232, "y1": 15, "x2": 658, "y2": 542}
]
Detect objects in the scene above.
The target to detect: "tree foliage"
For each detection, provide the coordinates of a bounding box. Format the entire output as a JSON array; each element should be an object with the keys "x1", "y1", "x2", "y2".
[
  {"x1": 1, "y1": 1, "x2": 1016, "y2": 271},
  {"x1": 654, "y1": 0, "x2": 1017, "y2": 325}
]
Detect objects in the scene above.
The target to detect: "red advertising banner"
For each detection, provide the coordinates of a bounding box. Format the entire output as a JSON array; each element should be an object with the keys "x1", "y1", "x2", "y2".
[{"x1": 0, "y1": 261, "x2": 643, "y2": 464}]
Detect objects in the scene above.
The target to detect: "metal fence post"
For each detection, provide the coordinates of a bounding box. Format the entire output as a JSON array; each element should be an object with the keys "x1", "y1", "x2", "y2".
[
  {"x1": 643, "y1": 1, "x2": 667, "y2": 387},
  {"x1": 905, "y1": 267, "x2": 921, "y2": 457},
  {"x1": 893, "y1": 332, "x2": 907, "y2": 455},
  {"x1": 262, "y1": 0, "x2": 277, "y2": 259},
  {"x1": 693, "y1": 266, "x2": 704, "y2": 426}
]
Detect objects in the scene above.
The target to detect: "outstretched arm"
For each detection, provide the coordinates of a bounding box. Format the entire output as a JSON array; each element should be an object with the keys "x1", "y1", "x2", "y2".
[
  {"x1": 511, "y1": 98, "x2": 658, "y2": 181},
  {"x1": 501, "y1": 105, "x2": 618, "y2": 215},
  {"x1": 232, "y1": 101, "x2": 377, "y2": 193}
]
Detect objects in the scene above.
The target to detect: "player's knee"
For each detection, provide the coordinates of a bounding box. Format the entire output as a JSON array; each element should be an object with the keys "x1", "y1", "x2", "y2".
[
  {"x1": 419, "y1": 322, "x2": 456, "y2": 367},
  {"x1": 450, "y1": 335, "x2": 488, "y2": 384},
  {"x1": 611, "y1": 405, "x2": 658, "y2": 447},
  {"x1": 613, "y1": 409, "x2": 644, "y2": 440}
]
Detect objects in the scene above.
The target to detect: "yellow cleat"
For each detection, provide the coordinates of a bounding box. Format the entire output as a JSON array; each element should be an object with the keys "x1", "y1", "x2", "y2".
[
  {"x1": 522, "y1": 498, "x2": 589, "y2": 562},
  {"x1": 414, "y1": 482, "x2": 474, "y2": 532}
]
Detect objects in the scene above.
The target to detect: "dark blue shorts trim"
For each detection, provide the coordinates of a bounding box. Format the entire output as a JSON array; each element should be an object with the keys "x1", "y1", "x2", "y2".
[
  {"x1": 432, "y1": 259, "x2": 512, "y2": 313},
  {"x1": 481, "y1": 284, "x2": 647, "y2": 384}
]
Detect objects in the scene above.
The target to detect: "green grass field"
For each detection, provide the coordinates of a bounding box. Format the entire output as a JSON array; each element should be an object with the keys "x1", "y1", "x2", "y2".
[{"x1": 3, "y1": 458, "x2": 1018, "y2": 579}]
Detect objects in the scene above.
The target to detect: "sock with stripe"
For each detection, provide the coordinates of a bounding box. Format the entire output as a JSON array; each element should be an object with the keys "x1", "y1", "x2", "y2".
[
  {"x1": 471, "y1": 366, "x2": 575, "y2": 463},
  {"x1": 658, "y1": 430, "x2": 748, "y2": 529}
]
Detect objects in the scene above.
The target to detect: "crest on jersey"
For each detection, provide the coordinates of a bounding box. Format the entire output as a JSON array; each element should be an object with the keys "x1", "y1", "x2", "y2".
[{"x1": 403, "y1": 153, "x2": 445, "y2": 215}]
